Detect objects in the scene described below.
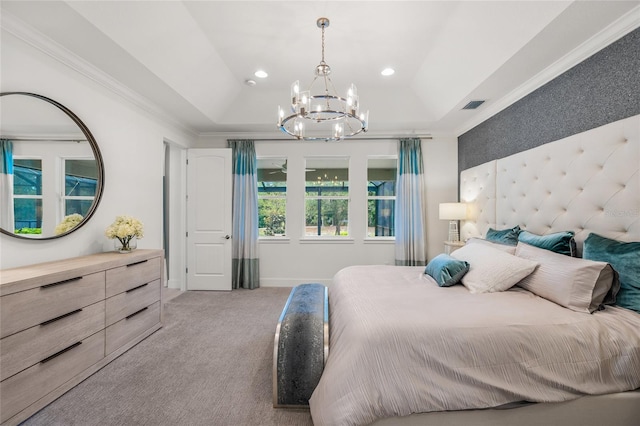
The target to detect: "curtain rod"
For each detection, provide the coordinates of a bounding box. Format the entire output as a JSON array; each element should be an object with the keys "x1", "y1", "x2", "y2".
[
  {"x1": 1, "y1": 137, "x2": 87, "y2": 142},
  {"x1": 249, "y1": 135, "x2": 433, "y2": 142}
]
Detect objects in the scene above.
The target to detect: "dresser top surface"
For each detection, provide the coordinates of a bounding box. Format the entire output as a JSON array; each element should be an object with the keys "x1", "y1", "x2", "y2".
[{"x1": 0, "y1": 249, "x2": 163, "y2": 296}]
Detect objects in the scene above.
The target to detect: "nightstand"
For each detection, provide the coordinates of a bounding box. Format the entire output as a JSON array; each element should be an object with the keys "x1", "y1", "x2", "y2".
[{"x1": 444, "y1": 241, "x2": 465, "y2": 255}]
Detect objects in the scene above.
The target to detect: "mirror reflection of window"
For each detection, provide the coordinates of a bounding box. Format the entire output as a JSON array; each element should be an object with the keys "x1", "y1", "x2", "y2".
[
  {"x1": 13, "y1": 158, "x2": 43, "y2": 234},
  {"x1": 63, "y1": 158, "x2": 98, "y2": 218}
]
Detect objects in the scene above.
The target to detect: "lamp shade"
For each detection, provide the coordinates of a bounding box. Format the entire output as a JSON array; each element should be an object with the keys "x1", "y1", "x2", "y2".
[{"x1": 439, "y1": 203, "x2": 467, "y2": 220}]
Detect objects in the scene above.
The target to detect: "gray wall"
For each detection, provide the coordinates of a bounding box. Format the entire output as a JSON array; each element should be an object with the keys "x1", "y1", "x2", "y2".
[{"x1": 458, "y1": 27, "x2": 640, "y2": 173}]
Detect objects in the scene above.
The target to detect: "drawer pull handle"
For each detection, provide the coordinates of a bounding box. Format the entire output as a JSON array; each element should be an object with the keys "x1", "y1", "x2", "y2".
[
  {"x1": 126, "y1": 283, "x2": 149, "y2": 293},
  {"x1": 40, "y1": 342, "x2": 82, "y2": 364},
  {"x1": 41, "y1": 276, "x2": 82, "y2": 289},
  {"x1": 127, "y1": 259, "x2": 148, "y2": 267},
  {"x1": 40, "y1": 309, "x2": 83, "y2": 326},
  {"x1": 126, "y1": 307, "x2": 148, "y2": 320}
]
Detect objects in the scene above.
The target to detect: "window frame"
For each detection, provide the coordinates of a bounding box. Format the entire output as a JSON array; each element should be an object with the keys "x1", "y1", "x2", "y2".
[
  {"x1": 302, "y1": 156, "x2": 351, "y2": 239},
  {"x1": 12, "y1": 156, "x2": 44, "y2": 233},
  {"x1": 366, "y1": 155, "x2": 397, "y2": 240},
  {"x1": 257, "y1": 156, "x2": 288, "y2": 239},
  {"x1": 61, "y1": 157, "x2": 98, "y2": 220}
]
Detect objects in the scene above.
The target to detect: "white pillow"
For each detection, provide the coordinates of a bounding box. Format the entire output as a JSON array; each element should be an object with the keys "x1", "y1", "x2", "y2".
[
  {"x1": 515, "y1": 242, "x2": 619, "y2": 313},
  {"x1": 465, "y1": 237, "x2": 517, "y2": 255},
  {"x1": 450, "y1": 243, "x2": 538, "y2": 293}
]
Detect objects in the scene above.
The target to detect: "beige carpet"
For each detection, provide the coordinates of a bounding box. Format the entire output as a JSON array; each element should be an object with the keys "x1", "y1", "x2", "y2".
[{"x1": 24, "y1": 288, "x2": 314, "y2": 426}]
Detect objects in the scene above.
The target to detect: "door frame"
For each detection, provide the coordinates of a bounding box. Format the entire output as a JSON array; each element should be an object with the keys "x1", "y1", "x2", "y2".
[{"x1": 163, "y1": 140, "x2": 187, "y2": 291}]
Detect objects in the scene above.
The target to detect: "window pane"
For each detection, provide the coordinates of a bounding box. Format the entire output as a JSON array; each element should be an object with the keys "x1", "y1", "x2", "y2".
[
  {"x1": 14, "y1": 198, "x2": 42, "y2": 232},
  {"x1": 65, "y1": 199, "x2": 94, "y2": 217},
  {"x1": 368, "y1": 199, "x2": 395, "y2": 237},
  {"x1": 305, "y1": 181, "x2": 349, "y2": 197},
  {"x1": 257, "y1": 158, "x2": 287, "y2": 237},
  {"x1": 65, "y1": 160, "x2": 98, "y2": 196},
  {"x1": 257, "y1": 158, "x2": 288, "y2": 189},
  {"x1": 367, "y1": 158, "x2": 396, "y2": 196},
  {"x1": 13, "y1": 160, "x2": 42, "y2": 195},
  {"x1": 257, "y1": 180, "x2": 286, "y2": 197},
  {"x1": 305, "y1": 198, "x2": 349, "y2": 236},
  {"x1": 305, "y1": 157, "x2": 349, "y2": 194},
  {"x1": 258, "y1": 198, "x2": 286, "y2": 236}
]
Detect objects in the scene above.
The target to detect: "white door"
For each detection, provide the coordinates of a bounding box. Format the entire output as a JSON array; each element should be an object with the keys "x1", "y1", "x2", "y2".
[{"x1": 186, "y1": 148, "x2": 232, "y2": 290}]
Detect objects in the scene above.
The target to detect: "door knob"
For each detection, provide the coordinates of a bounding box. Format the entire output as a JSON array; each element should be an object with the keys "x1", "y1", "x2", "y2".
[{"x1": 224, "y1": 235, "x2": 231, "y2": 239}]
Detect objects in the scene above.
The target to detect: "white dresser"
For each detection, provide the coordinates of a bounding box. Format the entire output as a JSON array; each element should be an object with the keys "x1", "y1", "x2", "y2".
[{"x1": 0, "y1": 249, "x2": 163, "y2": 426}]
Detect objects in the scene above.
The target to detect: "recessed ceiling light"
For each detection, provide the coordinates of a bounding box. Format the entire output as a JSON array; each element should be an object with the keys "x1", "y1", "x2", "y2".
[
  {"x1": 381, "y1": 68, "x2": 395, "y2": 76},
  {"x1": 245, "y1": 79, "x2": 257, "y2": 86},
  {"x1": 254, "y1": 70, "x2": 268, "y2": 78}
]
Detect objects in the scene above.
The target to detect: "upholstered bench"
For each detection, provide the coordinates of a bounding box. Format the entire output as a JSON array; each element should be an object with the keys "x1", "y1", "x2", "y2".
[{"x1": 273, "y1": 283, "x2": 328, "y2": 407}]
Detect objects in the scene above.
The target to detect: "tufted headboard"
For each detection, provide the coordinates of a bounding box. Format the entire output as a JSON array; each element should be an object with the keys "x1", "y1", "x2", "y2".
[{"x1": 460, "y1": 114, "x2": 639, "y2": 253}]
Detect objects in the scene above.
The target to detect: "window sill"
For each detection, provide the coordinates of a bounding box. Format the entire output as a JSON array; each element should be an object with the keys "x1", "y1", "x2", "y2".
[
  {"x1": 299, "y1": 238, "x2": 355, "y2": 244},
  {"x1": 363, "y1": 237, "x2": 395, "y2": 244},
  {"x1": 259, "y1": 237, "x2": 290, "y2": 244}
]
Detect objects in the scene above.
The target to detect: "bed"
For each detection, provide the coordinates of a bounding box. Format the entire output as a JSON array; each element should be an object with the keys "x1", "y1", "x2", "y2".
[{"x1": 308, "y1": 114, "x2": 640, "y2": 426}]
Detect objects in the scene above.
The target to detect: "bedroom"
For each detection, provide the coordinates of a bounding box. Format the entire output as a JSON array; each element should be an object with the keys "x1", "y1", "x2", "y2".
[{"x1": 1, "y1": 1, "x2": 639, "y2": 425}]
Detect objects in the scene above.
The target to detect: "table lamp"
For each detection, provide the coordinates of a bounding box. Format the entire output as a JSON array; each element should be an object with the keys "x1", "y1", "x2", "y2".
[{"x1": 439, "y1": 203, "x2": 467, "y2": 242}]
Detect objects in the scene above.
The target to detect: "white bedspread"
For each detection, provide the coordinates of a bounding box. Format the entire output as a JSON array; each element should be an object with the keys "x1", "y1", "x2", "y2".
[{"x1": 309, "y1": 265, "x2": 640, "y2": 426}]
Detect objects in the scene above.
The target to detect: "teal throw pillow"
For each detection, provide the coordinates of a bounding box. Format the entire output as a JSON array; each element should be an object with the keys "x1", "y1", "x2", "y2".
[
  {"x1": 485, "y1": 226, "x2": 521, "y2": 246},
  {"x1": 425, "y1": 254, "x2": 470, "y2": 287},
  {"x1": 518, "y1": 230, "x2": 577, "y2": 257},
  {"x1": 583, "y1": 233, "x2": 640, "y2": 314}
]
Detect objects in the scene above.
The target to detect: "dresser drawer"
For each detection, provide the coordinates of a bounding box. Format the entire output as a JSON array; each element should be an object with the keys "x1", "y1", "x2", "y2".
[
  {"x1": 105, "y1": 256, "x2": 162, "y2": 298},
  {"x1": 0, "y1": 301, "x2": 105, "y2": 382},
  {"x1": 0, "y1": 330, "x2": 104, "y2": 423},
  {"x1": 0, "y1": 272, "x2": 105, "y2": 339},
  {"x1": 105, "y1": 301, "x2": 160, "y2": 355},
  {"x1": 105, "y1": 279, "x2": 161, "y2": 327}
]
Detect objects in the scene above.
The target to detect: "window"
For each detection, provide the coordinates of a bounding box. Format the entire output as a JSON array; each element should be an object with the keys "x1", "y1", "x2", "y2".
[
  {"x1": 62, "y1": 159, "x2": 98, "y2": 218},
  {"x1": 257, "y1": 158, "x2": 287, "y2": 237},
  {"x1": 367, "y1": 157, "x2": 396, "y2": 237},
  {"x1": 13, "y1": 159, "x2": 43, "y2": 234},
  {"x1": 305, "y1": 157, "x2": 349, "y2": 237}
]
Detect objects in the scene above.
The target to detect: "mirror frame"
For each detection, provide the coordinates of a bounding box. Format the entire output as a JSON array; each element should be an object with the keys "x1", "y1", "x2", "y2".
[{"x1": 0, "y1": 92, "x2": 105, "y2": 240}]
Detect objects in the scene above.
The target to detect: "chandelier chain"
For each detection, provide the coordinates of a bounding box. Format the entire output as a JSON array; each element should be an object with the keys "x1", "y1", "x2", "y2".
[
  {"x1": 320, "y1": 19, "x2": 329, "y2": 99},
  {"x1": 320, "y1": 23, "x2": 326, "y2": 65}
]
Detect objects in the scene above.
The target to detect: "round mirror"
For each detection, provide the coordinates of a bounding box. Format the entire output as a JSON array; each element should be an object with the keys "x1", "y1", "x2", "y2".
[{"x1": 0, "y1": 92, "x2": 104, "y2": 239}]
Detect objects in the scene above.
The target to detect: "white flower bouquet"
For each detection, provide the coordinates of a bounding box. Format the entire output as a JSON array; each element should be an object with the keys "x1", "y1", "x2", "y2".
[
  {"x1": 54, "y1": 213, "x2": 84, "y2": 235},
  {"x1": 105, "y1": 215, "x2": 144, "y2": 252}
]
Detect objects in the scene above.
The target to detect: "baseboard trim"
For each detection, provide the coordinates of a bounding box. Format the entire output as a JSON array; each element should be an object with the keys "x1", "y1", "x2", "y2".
[{"x1": 166, "y1": 279, "x2": 183, "y2": 290}]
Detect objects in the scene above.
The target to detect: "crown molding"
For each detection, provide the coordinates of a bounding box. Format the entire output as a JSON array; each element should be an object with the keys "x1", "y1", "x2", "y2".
[
  {"x1": 455, "y1": 4, "x2": 640, "y2": 137},
  {"x1": 1, "y1": 11, "x2": 198, "y2": 140}
]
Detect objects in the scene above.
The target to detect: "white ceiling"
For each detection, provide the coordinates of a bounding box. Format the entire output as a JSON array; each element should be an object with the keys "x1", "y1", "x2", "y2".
[{"x1": 2, "y1": 1, "x2": 639, "y2": 139}]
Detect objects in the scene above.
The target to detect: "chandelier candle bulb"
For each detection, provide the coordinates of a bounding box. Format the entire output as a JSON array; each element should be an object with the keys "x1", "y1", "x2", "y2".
[{"x1": 291, "y1": 81, "x2": 299, "y2": 106}]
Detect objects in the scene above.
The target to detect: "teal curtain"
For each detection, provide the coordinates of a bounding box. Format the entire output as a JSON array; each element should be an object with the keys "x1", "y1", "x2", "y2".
[
  {"x1": 0, "y1": 139, "x2": 14, "y2": 231},
  {"x1": 395, "y1": 138, "x2": 426, "y2": 266},
  {"x1": 228, "y1": 140, "x2": 260, "y2": 289}
]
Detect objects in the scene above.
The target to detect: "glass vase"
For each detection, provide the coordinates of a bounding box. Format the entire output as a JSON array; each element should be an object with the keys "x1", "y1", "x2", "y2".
[{"x1": 115, "y1": 236, "x2": 137, "y2": 253}]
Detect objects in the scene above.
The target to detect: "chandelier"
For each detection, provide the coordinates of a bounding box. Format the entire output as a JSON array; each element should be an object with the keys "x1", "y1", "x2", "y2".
[{"x1": 277, "y1": 17, "x2": 369, "y2": 141}]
